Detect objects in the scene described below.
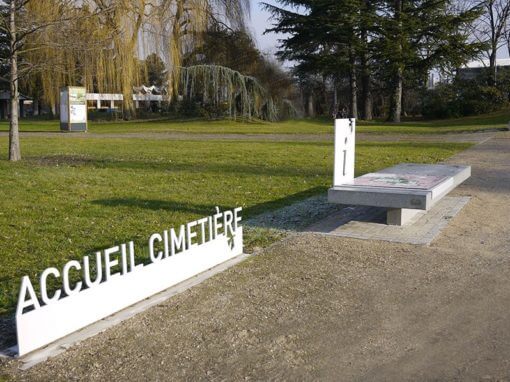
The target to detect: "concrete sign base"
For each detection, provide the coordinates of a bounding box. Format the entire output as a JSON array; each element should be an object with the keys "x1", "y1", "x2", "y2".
[{"x1": 387, "y1": 208, "x2": 422, "y2": 226}]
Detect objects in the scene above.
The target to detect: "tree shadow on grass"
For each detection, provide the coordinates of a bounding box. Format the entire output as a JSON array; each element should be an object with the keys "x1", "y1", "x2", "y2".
[
  {"x1": 21, "y1": 141, "x2": 459, "y2": 177},
  {"x1": 26, "y1": 154, "x2": 332, "y2": 178},
  {"x1": 92, "y1": 186, "x2": 328, "y2": 220}
]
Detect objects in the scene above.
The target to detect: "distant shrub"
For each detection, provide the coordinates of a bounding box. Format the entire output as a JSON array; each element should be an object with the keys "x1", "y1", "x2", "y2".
[
  {"x1": 199, "y1": 101, "x2": 230, "y2": 119},
  {"x1": 177, "y1": 98, "x2": 201, "y2": 117},
  {"x1": 88, "y1": 109, "x2": 123, "y2": 121},
  {"x1": 422, "y1": 84, "x2": 460, "y2": 119},
  {"x1": 458, "y1": 85, "x2": 506, "y2": 116},
  {"x1": 422, "y1": 80, "x2": 508, "y2": 119}
]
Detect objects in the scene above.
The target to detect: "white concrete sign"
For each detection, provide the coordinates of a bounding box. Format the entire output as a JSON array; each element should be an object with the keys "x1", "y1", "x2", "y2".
[
  {"x1": 333, "y1": 118, "x2": 356, "y2": 186},
  {"x1": 16, "y1": 207, "x2": 243, "y2": 356}
]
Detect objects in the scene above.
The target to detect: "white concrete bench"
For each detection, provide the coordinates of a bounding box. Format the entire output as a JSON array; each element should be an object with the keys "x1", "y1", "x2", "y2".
[{"x1": 327, "y1": 119, "x2": 471, "y2": 225}]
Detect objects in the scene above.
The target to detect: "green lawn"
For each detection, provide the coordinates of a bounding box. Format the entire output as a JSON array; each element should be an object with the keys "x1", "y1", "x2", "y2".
[
  {"x1": 0, "y1": 135, "x2": 472, "y2": 314},
  {"x1": 0, "y1": 109, "x2": 509, "y2": 134}
]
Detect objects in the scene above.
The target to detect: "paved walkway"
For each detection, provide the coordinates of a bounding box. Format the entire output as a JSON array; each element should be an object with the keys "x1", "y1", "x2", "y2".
[
  {"x1": 0, "y1": 130, "x2": 498, "y2": 143},
  {"x1": 1, "y1": 132, "x2": 509, "y2": 381}
]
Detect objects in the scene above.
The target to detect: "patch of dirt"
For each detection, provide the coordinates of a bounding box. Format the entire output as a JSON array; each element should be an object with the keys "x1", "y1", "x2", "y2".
[
  {"x1": 25, "y1": 155, "x2": 96, "y2": 167},
  {"x1": 246, "y1": 195, "x2": 344, "y2": 231}
]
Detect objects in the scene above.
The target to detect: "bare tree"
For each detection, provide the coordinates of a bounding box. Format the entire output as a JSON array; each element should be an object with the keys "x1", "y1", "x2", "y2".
[
  {"x1": 7, "y1": 0, "x2": 19, "y2": 161},
  {"x1": 0, "y1": 0, "x2": 84, "y2": 161},
  {"x1": 470, "y1": 0, "x2": 510, "y2": 85},
  {"x1": 505, "y1": 17, "x2": 510, "y2": 58}
]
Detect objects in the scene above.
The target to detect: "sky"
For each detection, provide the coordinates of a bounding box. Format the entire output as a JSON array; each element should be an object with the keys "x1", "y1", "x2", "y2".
[{"x1": 247, "y1": 0, "x2": 285, "y2": 56}]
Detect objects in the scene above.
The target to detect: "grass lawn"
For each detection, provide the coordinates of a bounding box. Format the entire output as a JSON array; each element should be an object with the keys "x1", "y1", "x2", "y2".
[
  {"x1": 0, "y1": 135, "x2": 472, "y2": 314},
  {"x1": 0, "y1": 108, "x2": 509, "y2": 135}
]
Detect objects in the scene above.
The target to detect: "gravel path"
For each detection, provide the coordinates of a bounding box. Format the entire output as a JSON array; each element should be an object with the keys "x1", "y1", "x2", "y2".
[
  {"x1": 1, "y1": 132, "x2": 509, "y2": 381},
  {"x1": 0, "y1": 130, "x2": 499, "y2": 143}
]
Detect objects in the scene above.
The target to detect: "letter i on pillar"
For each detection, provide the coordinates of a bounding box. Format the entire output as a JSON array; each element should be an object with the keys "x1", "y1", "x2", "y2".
[{"x1": 333, "y1": 118, "x2": 356, "y2": 186}]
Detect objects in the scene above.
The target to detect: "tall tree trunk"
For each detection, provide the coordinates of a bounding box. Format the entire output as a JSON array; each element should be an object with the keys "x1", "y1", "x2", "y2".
[
  {"x1": 319, "y1": 75, "x2": 327, "y2": 116},
  {"x1": 9, "y1": 0, "x2": 21, "y2": 161},
  {"x1": 361, "y1": 54, "x2": 372, "y2": 120},
  {"x1": 332, "y1": 78, "x2": 338, "y2": 117},
  {"x1": 362, "y1": 73, "x2": 372, "y2": 120},
  {"x1": 307, "y1": 93, "x2": 315, "y2": 117},
  {"x1": 507, "y1": 39, "x2": 510, "y2": 100},
  {"x1": 489, "y1": 47, "x2": 497, "y2": 86},
  {"x1": 349, "y1": 49, "x2": 358, "y2": 119},
  {"x1": 390, "y1": 66, "x2": 403, "y2": 123},
  {"x1": 390, "y1": 0, "x2": 403, "y2": 123},
  {"x1": 33, "y1": 98, "x2": 39, "y2": 116},
  {"x1": 507, "y1": 35, "x2": 510, "y2": 64},
  {"x1": 360, "y1": 1, "x2": 373, "y2": 121}
]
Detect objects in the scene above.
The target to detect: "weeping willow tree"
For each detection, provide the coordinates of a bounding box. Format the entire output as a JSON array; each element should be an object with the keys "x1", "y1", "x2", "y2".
[
  {"x1": 26, "y1": 0, "x2": 280, "y2": 122},
  {"x1": 22, "y1": 0, "x2": 250, "y2": 114},
  {"x1": 20, "y1": 1, "x2": 119, "y2": 114},
  {"x1": 1, "y1": 0, "x2": 90, "y2": 160},
  {"x1": 181, "y1": 65, "x2": 278, "y2": 121},
  {"x1": 4, "y1": 0, "x2": 249, "y2": 160}
]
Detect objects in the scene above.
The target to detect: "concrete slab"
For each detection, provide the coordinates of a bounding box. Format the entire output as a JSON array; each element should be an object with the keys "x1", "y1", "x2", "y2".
[
  {"x1": 328, "y1": 163, "x2": 471, "y2": 211},
  {"x1": 306, "y1": 196, "x2": 470, "y2": 245}
]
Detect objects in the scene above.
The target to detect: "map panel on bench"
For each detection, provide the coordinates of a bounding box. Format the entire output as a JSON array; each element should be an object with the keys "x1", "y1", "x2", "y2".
[
  {"x1": 351, "y1": 173, "x2": 449, "y2": 190},
  {"x1": 328, "y1": 163, "x2": 471, "y2": 211}
]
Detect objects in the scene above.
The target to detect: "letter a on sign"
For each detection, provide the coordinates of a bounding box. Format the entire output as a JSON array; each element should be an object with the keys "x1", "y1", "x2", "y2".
[{"x1": 16, "y1": 276, "x2": 40, "y2": 316}]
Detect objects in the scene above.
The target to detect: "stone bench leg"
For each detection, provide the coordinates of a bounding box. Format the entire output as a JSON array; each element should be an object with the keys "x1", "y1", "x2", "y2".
[{"x1": 387, "y1": 208, "x2": 422, "y2": 226}]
